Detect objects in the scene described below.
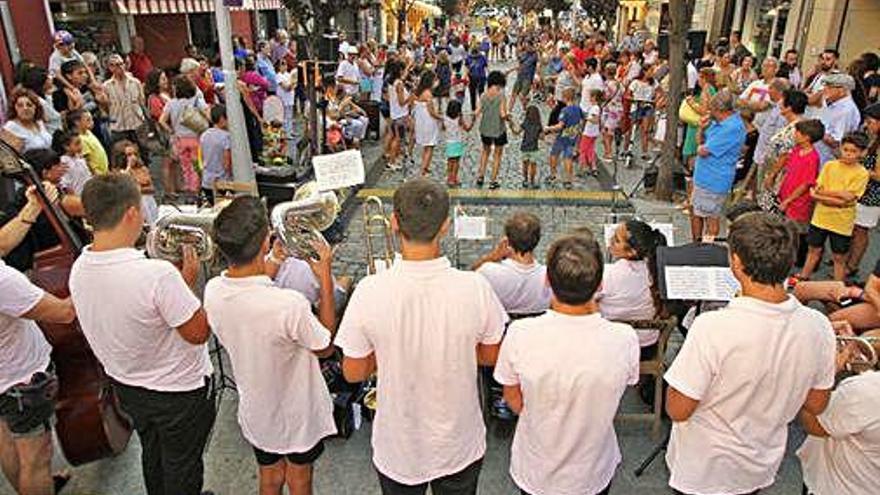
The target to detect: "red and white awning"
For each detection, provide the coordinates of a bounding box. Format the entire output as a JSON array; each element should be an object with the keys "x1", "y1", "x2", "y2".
[{"x1": 115, "y1": 0, "x2": 282, "y2": 14}]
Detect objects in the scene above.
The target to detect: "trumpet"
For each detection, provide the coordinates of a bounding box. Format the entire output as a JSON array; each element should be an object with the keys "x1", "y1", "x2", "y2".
[
  {"x1": 837, "y1": 335, "x2": 879, "y2": 372},
  {"x1": 363, "y1": 196, "x2": 394, "y2": 275},
  {"x1": 146, "y1": 209, "x2": 221, "y2": 262},
  {"x1": 272, "y1": 181, "x2": 339, "y2": 260}
]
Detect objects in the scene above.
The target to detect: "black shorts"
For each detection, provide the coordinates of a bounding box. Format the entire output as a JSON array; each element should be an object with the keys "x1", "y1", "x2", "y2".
[
  {"x1": 806, "y1": 224, "x2": 852, "y2": 254},
  {"x1": 481, "y1": 132, "x2": 508, "y2": 147},
  {"x1": 252, "y1": 439, "x2": 325, "y2": 466},
  {"x1": 0, "y1": 367, "x2": 56, "y2": 436}
]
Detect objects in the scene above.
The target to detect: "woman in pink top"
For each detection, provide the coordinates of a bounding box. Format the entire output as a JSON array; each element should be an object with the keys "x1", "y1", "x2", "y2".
[
  {"x1": 777, "y1": 120, "x2": 826, "y2": 225},
  {"x1": 239, "y1": 56, "x2": 269, "y2": 116}
]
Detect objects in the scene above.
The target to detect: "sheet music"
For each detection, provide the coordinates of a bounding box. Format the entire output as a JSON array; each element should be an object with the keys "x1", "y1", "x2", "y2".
[
  {"x1": 664, "y1": 266, "x2": 740, "y2": 301},
  {"x1": 313, "y1": 150, "x2": 365, "y2": 191},
  {"x1": 455, "y1": 215, "x2": 488, "y2": 240},
  {"x1": 603, "y1": 222, "x2": 675, "y2": 247}
]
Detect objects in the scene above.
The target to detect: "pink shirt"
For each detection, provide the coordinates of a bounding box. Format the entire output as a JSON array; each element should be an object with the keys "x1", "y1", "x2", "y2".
[{"x1": 778, "y1": 146, "x2": 819, "y2": 223}]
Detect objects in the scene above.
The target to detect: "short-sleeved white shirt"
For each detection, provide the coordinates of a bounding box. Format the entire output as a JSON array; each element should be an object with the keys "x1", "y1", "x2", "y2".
[
  {"x1": 580, "y1": 73, "x2": 604, "y2": 111},
  {"x1": 335, "y1": 256, "x2": 507, "y2": 484},
  {"x1": 204, "y1": 274, "x2": 336, "y2": 453},
  {"x1": 60, "y1": 155, "x2": 93, "y2": 196},
  {"x1": 0, "y1": 260, "x2": 51, "y2": 394},
  {"x1": 664, "y1": 295, "x2": 836, "y2": 494},
  {"x1": 797, "y1": 370, "x2": 880, "y2": 495},
  {"x1": 494, "y1": 312, "x2": 639, "y2": 495},
  {"x1": 70, "y1": 247, "x2": 211, "y2": 392},
  {"x1": 335, "y1": 60, "x2": 361, "y2": 96},
  {"x1": 596, "y1": 259, "x2": 658, "y2": 346},
  {"x1": 476, "y1": 259, "x2": 550, "y2": 315}
]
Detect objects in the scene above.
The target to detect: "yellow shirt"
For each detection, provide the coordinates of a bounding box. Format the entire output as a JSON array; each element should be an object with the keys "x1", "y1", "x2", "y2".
[
  {"x1": 80, "y1": 130, "x2": 108, "y2": 175},
  {"x1": 811, "y1": 160, "x2": 870, "y2": 236}
]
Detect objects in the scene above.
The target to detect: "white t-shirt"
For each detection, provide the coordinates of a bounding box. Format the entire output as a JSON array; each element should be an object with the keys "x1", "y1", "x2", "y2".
[
  {"x1": 686, "y1": 62, "x2": 699, "y2": 91},
  {"x1": 335, "y1": 256, "x2": 507, "y2": 484},
  {"x1": 60, "y1": 155, "x2": 93, "y2": 196},
  {"x1": 596, "y1": 259, "x2": 658, "y2": 346},
  {"x1": 276, "y1": 71, "x2": 295, "y2": 107},
  {"x1": 664, "y1": 295, "x2": 836, "y2": 494},
  {"x1": 0, "y1": 260, "x2": 51, "y2": 394},
  {"x1": 580, "y1": 73, "x2": 604, "y2": 111},
  {"x1": 797, "y1": 371, "x2": 880, "y2": 495},
  {"x1": 582, "y1": 103, "x2": 601, "y2": 138},
  {"x1": 740, "y1": 79, "x2": 770, "y2": 104},
  {"x1": 476, "y1": 259, "x2": 551, "y2": 315},
  {"x1": 389, "y1": 80, "x2": 410, "y2": 121},
  {"x1": 494, "y1": 311, "x2": 639, "y2": 495},
  {"x1": 335, "y1": 60, "x2": 361, "y2": 96},
  {"x1": 70, "y1": 247, "x2": 211, "y2": 392},
  {"x1": 204, "y1": 274, "x2": 336, "y2": 453},
  {"x1": 629, "y1": 79, "x2": 655, "y2": 103}
]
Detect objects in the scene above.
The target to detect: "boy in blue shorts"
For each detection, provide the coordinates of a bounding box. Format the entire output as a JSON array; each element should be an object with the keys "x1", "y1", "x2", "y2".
[{"x1": 545, "y1": 87, "x2": 582, "y2": 189}]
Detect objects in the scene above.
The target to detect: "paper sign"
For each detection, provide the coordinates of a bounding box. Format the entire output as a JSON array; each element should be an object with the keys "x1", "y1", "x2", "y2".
[
  {"x1": 664, "y1": 266, "x2": 740, "y2": 301},
  {"x1": 313, "y1": 150, "x2": 365, "y2": 191},
  {"x1": 604, "y1": 222, "x2": 675, "y2": 247},
  {"x1": 455, "y1": 216, "x2": 488, "y2": 240}
]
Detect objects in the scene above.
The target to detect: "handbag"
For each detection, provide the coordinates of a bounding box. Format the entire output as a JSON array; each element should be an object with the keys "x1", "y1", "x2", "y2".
[
  {"x1": 136, "y1": 111, "x2": 169, "y2": 155},
  {"x1": 678, "y1": 98, "x2": 701, "y2": 126},
  {"x1": 180, "y1": 100, "x2": 209, "y2": 135}
]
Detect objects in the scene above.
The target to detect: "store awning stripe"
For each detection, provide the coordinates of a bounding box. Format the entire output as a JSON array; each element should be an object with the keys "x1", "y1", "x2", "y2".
[{"x1": 117, "y1": 0, "x2": 271, "y2": 14}]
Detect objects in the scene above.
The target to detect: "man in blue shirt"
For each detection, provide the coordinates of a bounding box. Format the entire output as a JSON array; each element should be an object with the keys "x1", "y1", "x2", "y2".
[
  {"x1": 509, "y1": 40, "x2": 539, "y2": 112},
  {"x1": 692, "y1": 90, "x2": 747, "y2": 241},
  {"x1": 256, "y1": 40, "x2": 278, "y2": 94}
]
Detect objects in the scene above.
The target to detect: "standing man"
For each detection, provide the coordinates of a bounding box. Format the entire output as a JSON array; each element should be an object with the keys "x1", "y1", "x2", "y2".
[
  {"x1": 0, "y1": 193, "x2": 76, "y2": 495},
  {"x1": 816, "y1": 74, "x2": 861, "y2": 166},
  {"x1": 255, "y1": 41, "x2": 278, "y2": 95},
  {"x1": 335, "y1": 47, "x2": 361, "y2": 98},
  {"x1": 690, "y1": 90, "x2": 747, "y2": 242},
  {"x1": 103, "y1": 54, "x2": 145, "y2": 145},
  {"x1": 738, "y1": 56, "x2": 779, "y2": 127},
  {"x1": 728, "y1": 31, "x2": 752, "y2": 65},
  {"x1": 128, "y1": 36, "x2": 154, "y2": 83},
  {"x1": 70, "y1": 174, "x2": 215, "y2": 495},
  {"x1": 336, "y1": 178, "x2": 507, "y2": 495},
  {"x1": 665, "y1": 212, "x2": 836, "y2": 495},
  {"x1": 778, "y1": 49, "x2": 802, "y2": 89},
  {"x1": 508, "y1": 40, "x2": 539, "y2": 112},
  {"x1": 804, "y1": 49, "x2": 840, "y2": 116}
]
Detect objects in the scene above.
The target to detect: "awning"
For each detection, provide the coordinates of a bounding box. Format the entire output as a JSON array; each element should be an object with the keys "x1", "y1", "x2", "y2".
[
  {"x1": 411, "y1": 0, "x2": 441, "y2": 17},
  {"x1": 114, "y1": 0, "x2": 282, "y2": 15}
]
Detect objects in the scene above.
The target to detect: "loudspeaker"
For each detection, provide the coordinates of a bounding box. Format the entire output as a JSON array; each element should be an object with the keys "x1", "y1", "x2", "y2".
[{"x1": 319, "y1": 32, "x2": 340, "y2": 63}]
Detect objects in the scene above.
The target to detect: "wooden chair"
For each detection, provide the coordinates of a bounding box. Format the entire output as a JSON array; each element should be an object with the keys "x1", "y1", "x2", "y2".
[
  {"x1": 615, "y1": 315, "x2": 678, "y2": 439},
  {"x1": 213, "y1": 180, "x2": 258, "y2": 202}
]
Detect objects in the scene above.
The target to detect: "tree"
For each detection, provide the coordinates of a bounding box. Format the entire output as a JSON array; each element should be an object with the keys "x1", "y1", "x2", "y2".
[
  {"x1": 655, "y1": 0, "x2": 696, "y2": 201},
  {"x1": 581, "y1": 0, "x2": 618, "y2": 29},
  {"x1": 442, "y1": 0, "x2": 461, "y2": 18}
]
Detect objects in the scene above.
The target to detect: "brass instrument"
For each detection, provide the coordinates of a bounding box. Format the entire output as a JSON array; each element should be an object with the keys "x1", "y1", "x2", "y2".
[
  {"x1": 271, "y1": 181, "x2": 339, "y2": 260},
  {"x1": 146, "y1": 207, "x2": 224, "y2": 262},
  {"x1": 837, "y1": 335, "x2": 879, "y2": 372},
  {"x1": 363, "y1": 196, "x2": 394, "y2": 275}
]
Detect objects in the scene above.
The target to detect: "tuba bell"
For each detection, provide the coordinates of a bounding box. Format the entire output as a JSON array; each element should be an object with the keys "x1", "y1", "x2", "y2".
[
  {"x1": 271, "y1": 181, "x2": 339, "y2": 260},
  {"x1": 837, "y1": 335, "x2": 879, "y2": 372},
  {"x1": 145, "y1": 204, "x2": 226, "y2": 262}
]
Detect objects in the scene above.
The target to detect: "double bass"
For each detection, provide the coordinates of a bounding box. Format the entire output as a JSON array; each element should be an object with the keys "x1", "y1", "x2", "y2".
[{"x1": 0, "y1": 139, "x2": 131, "y2": 464}]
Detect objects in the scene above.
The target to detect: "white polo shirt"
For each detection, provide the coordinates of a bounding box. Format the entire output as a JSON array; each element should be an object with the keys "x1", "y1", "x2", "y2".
[
  {"x1": 664, "y1": 295, "x2": 836, "y2": 494},
  {"x1": 0, "y1": 260, "x2": 52, "y2": 394},
  {"x1": 797, "y1": 370, "x2": 880, "y2": 495},
  {"x1": 596, "y1": 259, "x2": 658, "y2": 347},
  {"x1": 476, "y1": 259, "x2": 551, "y2": 315},
  {"x1": 494, "y1": 311, "x2": 639, "y2": 495},
  {"x1": 70, "y1": 247, "x2": 211, "y2": 392},
  {"x1": 335, "y1": 256, "x2": 507, "y2": 484},
  {"x1": 204, "y1": 274, "x2": 336, "y2": 453}
]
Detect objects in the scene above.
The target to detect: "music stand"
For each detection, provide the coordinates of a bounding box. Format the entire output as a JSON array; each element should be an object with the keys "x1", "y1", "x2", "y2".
[{"x1": 634, "y1": 242, "x2": 734, "y2": 477}]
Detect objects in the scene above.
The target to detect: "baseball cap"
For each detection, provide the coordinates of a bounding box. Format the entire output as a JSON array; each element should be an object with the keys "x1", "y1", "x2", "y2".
[
  {"x1": 824, "y1": 73, "x2": 855, "y2": 91},
  {"x1": 53, "y1": 30, "x2": 74, "y2": 46}
]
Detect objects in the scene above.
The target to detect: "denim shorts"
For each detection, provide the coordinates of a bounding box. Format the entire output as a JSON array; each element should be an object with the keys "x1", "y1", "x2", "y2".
[{"x1": 551, "y1": 138, "x2": 576, "y2": 158}]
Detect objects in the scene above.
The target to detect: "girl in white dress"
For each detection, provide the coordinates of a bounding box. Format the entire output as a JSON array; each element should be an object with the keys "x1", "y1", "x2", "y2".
[{"x1": 412, "y1": 72, "x2": 443, "y2": 176}]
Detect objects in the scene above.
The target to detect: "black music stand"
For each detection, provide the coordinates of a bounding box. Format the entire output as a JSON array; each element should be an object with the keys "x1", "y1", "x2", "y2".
[{"x1": 634, "y1": 242, "x2": 733, "y2": 477}]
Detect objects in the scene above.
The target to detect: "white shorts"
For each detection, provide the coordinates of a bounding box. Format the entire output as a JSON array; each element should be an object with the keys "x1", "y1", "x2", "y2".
[{"x1": 855, "y1": 203, "x2": 880, "y2": 228}]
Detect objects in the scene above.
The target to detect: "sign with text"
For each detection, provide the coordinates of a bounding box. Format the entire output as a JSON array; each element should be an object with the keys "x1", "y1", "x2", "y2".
[{"x1": 313, "y1": 150, "x2": 365, "y2": 192}]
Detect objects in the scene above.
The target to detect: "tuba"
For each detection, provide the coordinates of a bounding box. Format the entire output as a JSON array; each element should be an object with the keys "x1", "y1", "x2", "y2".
[
  {"x1": 146, "y1": 205, "x2": 226, "y2": 262},
  {"x1": 837, "y1": 334, "x2": 879, "y2": 372},
  {"x1": 272, "y1": 181, "x2": 339, "y2": 260}
]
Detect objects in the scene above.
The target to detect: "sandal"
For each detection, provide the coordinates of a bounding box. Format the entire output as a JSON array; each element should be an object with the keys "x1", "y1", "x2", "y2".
[{"x1": 476, "y1": 177, "x2": 484, "y2": 188}]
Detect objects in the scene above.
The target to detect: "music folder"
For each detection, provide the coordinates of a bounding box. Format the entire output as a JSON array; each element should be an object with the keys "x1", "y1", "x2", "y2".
[{"x1": 656, "y1": 243, "x2": 740, "y2": 301}]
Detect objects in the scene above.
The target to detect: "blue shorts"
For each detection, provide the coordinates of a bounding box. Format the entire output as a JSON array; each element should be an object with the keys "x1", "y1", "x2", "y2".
[
  {"x1": 551, "y1": 138, "x2": 575, "y2": 158},
  {"x1": 632, "y1": 102, "x2": 655, "y2": 121},
  {"x1": 446, "y1": 141, "x2": 465, "y2": 159}
]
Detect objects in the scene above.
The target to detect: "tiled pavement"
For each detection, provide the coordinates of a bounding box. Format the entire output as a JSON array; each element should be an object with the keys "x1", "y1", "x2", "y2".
[{"x1": 5, "y1": 61, "x2": 876, "y2": 495}]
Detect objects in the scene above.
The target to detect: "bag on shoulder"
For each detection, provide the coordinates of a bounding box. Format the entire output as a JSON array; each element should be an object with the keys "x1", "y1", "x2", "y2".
[
  {"x1": 678, "y1": 98, "x2": 701, "y2": 126},
  {"x1": 180, "y1": 102, "x2": 209, "y2": 135}
]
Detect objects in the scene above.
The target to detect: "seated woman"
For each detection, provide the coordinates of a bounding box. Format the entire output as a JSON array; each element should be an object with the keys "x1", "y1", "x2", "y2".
[
  {"x1": 324, "y1": 83, "x2": 369, "y2": 149},
  {"x1": 794, "y1": 261, "x2": 880, "y2": 334},
  {"x1": 597, "y1": 219, "x2": 668, "y2": 356}
]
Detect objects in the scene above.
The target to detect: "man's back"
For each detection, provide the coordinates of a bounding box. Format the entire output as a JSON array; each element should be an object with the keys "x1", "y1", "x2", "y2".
[
  {"x1": 665, "y1": 295, "x2": 835, "y2": 494},
  {"x1": 335, "y1": 257, "x2": 506, "y2": 484}
]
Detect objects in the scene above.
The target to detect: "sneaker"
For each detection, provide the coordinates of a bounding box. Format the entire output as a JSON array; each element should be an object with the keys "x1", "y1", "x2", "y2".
[
  {"x1": 590, "y1": 169, "x2": 599, "y2": 178},
  {"x1": 544, "y1": 175, "x2": 557, "y2": 184},
  {"x1": 521, "y1": 180, "x2": 529, "y2": 188},
  {"x1": 476, "y1": 177, "x2": 485, "y2": 188},
  {"x1": 531, "y1": 182, "x2": 539, "y2": 190},
  {"x1": 563, "y1": 181, "x2": 573, "y2": 190},
  {"x1": 489, "y1": 181, "x2": 501, "y2": 189}
]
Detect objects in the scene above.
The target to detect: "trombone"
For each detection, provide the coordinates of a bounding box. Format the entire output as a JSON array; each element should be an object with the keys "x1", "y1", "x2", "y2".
[
  {"x1": 363, "y1": 196, "x2": 394, "y2": 275},
  {"x1": 837, "y1": 335, "x2": 879, "y2": 372}
]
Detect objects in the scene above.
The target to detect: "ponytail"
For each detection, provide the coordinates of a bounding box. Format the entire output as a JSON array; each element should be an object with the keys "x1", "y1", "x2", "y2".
[{"x1": 624, "y1": 220, "x2": 668, "y2": 317}]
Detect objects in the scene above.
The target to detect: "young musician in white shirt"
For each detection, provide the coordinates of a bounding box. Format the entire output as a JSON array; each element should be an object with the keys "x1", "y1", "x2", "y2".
[
  {"x1": 0, "y1": 249, "x2": 74, "y2": 495},
  {"x1": 798, "y1": 328, "x2": 880, "y2": 495},
  {"x1": 472, "y1": 211, "x2": 551, "y2": 317},
  {"x1": 69, "y1": 174, "x2": 215, "y2": 495},
  {"x1": 335, "y1": 178, "x2": 508, "y2": 495},
  {"x1": 204, "y1": 197, "x2": 338, "y2": 495},
  {"x1": 664, "y1": 212, "x2": 837, "y2": 495},
  {"x1": 494, "y1": 235, "x2": 640, "y2": 495}
]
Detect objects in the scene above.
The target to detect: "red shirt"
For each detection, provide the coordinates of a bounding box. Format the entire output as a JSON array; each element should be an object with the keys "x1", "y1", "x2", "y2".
[
  {"x1": 196, "y1": 74, "x2": 216, "y2": 105},
  {"x1": 778, "y1": 146, "x2": 819, "y2": 223},
  {"x1": 129, "y1": 52, "x2": 154, "y2": 82}
]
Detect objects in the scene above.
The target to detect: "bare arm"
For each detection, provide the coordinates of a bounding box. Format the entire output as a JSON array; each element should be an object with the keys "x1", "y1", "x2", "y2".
[
  {"x1": 799, "y1": 407, "x2": 830, "y2": 437},
  {"x1": 779, "y1": 183, "x2": 811, "y2": 211},
  {"x1": 176, "y1": 308, "x2": 211, "y2": 345},
  {"x1": 502, "y1": 385, "x2": 523, "y2": 414},
  {"x1": 21, "y1": 294, "x2": 76, "y2": 324},
  {"x1": 666, "y1": 386, "x2": 700, "y2": 422},
  {"x1": 802, "y1": 387, "x2": 831, "y2": 416},
  {"x1": 307, "y1": 239, "x2": 337, "y2": 358},
  {"x1": 342, "y1": 354, "x2": 376, "y2": 383}
]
